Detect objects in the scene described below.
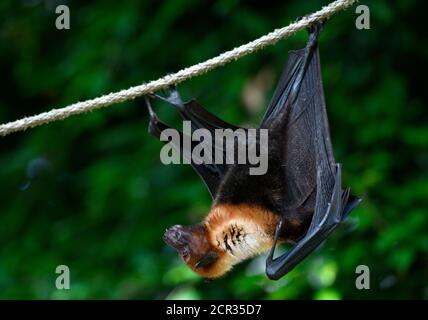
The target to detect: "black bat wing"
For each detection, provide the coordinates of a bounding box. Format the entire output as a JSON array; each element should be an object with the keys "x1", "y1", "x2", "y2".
[
  {"x1": 263, "y1": 24, "x2": 362, "y2": 280},
  {"x1": 179, "y1": 99, "x2": 242, "y2": 132},
  {"x1": 261, "y1": 50, "x2": 304, "y2": 128},
  {"x1": 145, "y1": 89, "x2": 245, "y2": 198}
]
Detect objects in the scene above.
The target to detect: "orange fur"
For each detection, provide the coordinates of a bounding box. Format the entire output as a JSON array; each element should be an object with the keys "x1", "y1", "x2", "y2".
[
  {"x1": 187, "y1": 204, "x2": 282, "y2": 279},
  {"x1": 206, "y1": 204, "x2": 279, "y2": 234}
]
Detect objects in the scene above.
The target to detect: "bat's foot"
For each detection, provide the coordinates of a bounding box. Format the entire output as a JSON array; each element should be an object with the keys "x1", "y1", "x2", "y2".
[
  {"x1": 294, "y1": 14, "x2": 325, "y2": 26},
  {"x1": 150, "y1": 85, "x2": 185, "y2": 110},
  {"x1": 144, "y1": 96, "x2": 161, "y2": 136},
  {"x1": 306, "y1": 20, "x2": 324, "y2": 40}
]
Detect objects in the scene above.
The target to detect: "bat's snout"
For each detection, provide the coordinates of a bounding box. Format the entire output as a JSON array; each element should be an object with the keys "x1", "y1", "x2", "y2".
[{"x1": 163, "y1": 225, "x2": 191, "y2": 252}]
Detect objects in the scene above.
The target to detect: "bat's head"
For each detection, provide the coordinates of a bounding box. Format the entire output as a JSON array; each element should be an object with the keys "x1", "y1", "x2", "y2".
[
  {"x1": 163, "y1": 223, "x2": 228, "y2": 279},
  {"x1": 163, "y1": 204, "x2": 281, "y2": 279}
]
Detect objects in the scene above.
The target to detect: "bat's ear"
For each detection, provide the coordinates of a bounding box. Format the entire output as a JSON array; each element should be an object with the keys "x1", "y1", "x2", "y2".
[{"x1": 195, "y1": 251, "x2": 218, "y2": 269}]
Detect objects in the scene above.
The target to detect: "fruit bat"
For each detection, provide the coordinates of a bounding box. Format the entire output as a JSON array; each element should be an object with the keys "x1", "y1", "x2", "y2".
[{"x1": 144, "y1": 22, "x2": 361, "y2": 280}]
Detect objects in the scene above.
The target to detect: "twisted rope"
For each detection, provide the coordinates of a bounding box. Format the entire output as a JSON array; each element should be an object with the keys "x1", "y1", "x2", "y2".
[{"x1": 0, "y1": 0, "x2": 356, "y2": 137}]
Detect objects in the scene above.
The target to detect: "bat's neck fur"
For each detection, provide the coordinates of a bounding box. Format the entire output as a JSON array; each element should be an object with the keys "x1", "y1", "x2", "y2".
[{"x1": 203, "y1": 204, "x2": 281, "y2": 275}]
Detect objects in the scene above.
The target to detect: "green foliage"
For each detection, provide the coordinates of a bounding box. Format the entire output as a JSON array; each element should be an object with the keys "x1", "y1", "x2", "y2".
[{"x1": 0, "y1": 0, "x2": 426, "y2": 299}]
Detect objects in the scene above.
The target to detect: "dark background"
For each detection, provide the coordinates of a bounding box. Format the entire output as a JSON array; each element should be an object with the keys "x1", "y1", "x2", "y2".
[{"x1": 0, "y1": 0, "x2": 426, "y2": 299}]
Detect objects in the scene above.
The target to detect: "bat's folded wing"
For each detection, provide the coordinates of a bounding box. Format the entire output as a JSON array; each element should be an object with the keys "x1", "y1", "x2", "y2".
[
  {"x1": 264, "y1": 29, "x2": 361, "y2": 280},
  {"x1": 263, "y1": 46, "x2": 335, "y2": 212}
]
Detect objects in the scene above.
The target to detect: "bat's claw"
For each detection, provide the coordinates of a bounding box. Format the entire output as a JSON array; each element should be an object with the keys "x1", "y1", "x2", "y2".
[
  {"x1": 307, "y1": 20, "x2": 324, "y2": 38},
  {"x1": 151, "y1": 86, "x2": 184, "y2": 109}
]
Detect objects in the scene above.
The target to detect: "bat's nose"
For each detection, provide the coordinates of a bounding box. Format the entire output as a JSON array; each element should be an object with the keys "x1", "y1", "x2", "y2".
[{"x1": 163, "y1": 225, "x2": 187, "y2": 250}]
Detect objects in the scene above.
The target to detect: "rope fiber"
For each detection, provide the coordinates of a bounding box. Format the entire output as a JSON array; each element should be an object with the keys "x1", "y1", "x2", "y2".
[{"x1": 0, "y1": 0, "x2": 356, "y2": 137}]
